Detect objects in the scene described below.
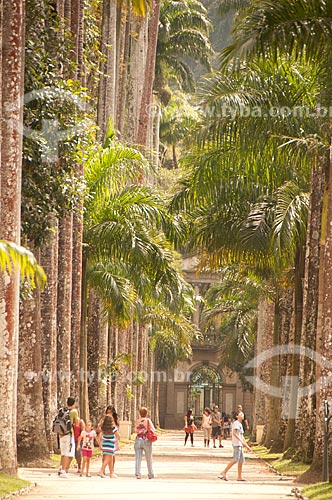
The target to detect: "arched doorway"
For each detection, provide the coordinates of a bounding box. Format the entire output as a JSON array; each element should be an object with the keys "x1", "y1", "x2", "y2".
[{"x1": 188, "y1": 365, "x2": 222, "y2": 416}]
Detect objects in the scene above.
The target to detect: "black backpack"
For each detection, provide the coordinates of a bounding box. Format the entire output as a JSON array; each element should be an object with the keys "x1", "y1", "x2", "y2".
[{"x1": 52, "y1": 407, "x2": 72, "y2": 435}]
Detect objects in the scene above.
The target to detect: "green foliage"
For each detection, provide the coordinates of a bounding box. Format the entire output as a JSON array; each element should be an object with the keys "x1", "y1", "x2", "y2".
[
  {"x1": 22, "y1": 0, "x2": 93, "y2": 245},
  {"x1": 156, "y1": 0, "x2": 214, "y2": 99},
  {"x1": 302, "y1": 483, "x2": 332, "y2": 500},
  {"x1": 0, "y1": 241, "x2": 46, "y2": 286},
  {"x1": 0, "y1": 474, "x2": 30, "y2": 498}
]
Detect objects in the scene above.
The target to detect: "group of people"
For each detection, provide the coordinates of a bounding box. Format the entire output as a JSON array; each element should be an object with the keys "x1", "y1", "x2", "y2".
[
  {"x1": 183, "y1": 404, "x2": 249, "y2": 450},
  {"x1": 183, "y1": 404, "x2": 252, "y2": 481},
  {"x1": 57, "y1": 397, "x2": 250, "y2": 481},
  {"x1": 57, "y1": 397, "x2": 155, "y2": 480}
]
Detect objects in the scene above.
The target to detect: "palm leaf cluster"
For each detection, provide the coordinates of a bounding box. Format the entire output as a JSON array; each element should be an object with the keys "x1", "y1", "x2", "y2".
[
  {"x1": 0, "y1": 240, "x2": 46, "y2": 286},
  {"x1": 84, "y1": 133, "x2": 197, "y2": 354},
  {"x1": 155, "y1": 0, "x2": 214, "y2": 102}
]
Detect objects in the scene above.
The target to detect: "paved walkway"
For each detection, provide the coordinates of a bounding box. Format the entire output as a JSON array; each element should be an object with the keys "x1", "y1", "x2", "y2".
[{"x1": 19, "y1": 431, "x2": 296, "y2": 500}]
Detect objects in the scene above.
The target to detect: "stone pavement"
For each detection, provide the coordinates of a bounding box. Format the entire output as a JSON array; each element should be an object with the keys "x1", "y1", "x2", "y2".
[{"x1": 19, "y1": 430, "x2": 297, "y2": 500}]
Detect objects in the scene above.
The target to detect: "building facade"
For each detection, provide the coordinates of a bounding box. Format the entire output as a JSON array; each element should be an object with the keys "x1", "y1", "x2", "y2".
[{"x1": 158, "y1": 255, "x2": 253, "y2": 429}]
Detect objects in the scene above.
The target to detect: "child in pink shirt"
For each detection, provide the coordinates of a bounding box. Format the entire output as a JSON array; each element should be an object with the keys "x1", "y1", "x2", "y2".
[{"x1": 77, "y1": 421, "x2": 98, "y2": 477}]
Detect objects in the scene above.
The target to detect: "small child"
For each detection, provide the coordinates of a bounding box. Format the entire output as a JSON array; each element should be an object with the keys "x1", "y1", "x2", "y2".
[{"x1": 77, "y1": 421, "x2": 98, "y2": 477}]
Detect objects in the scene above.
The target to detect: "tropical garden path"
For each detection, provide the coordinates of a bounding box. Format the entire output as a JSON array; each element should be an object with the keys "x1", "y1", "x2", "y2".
[{"x1": 19, "y1": 430, "x2": 297, "y2": 500}]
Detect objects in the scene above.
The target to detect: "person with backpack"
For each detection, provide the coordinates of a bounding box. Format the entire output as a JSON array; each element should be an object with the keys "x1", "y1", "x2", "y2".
[{"x1": 53, "y1": 396, "x2": 79, "y2": 477}]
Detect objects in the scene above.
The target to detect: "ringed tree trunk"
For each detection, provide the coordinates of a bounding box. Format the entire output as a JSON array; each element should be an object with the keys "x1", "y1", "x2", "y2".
[
  {"x1": 97, "y1": 0, "x2": 117, "y2": 140},
  {"x1": 265, "y1": 292, "x2": 282, "y2": 449},
  {"x1": 136, "y1": 0, "x2": 161, "y2": 148},
  {"x1": 57, "y1": 214, "x2": 73, "y2": 405},
  {"x1": 283, "y1": 248, "x2": 305, "y2": 451},
  {"x1": 70, "y1": 0, "x2": 85, "y2": 402},
  {"x1": 17, "y1": 261, "x2": 49, "y2": 463},
  {"x1": 0, "y1": 0, "x2": 25, "y2": 475},
  {"x1": 252, "y1": 298, "x2": 274, "y2": 441},
  {"x1": 40, "y1": 224, "x2": 59, "y2": 452},
  {"x1": 296, "y1": 155, "x2": 324, "y2": 468},
  {"x1": 311, "y1": 146, "x2": 332, "y2": 477}
]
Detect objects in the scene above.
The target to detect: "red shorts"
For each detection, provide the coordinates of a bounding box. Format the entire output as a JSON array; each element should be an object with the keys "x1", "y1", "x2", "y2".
[{"x1": 82, "y1": 449, "x2": 93, "y2": 458}]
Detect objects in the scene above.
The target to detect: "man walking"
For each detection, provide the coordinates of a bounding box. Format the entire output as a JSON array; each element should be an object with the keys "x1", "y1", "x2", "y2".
[
  {"x1": 218, "y1": 411, "x2": 252, "y2": 481},
  {"x1": 211, "y1": 405, "x2": 224, "y2": 448},
  {"x1": 58, "y1": 396, "x2": 79, "y2": 477}
]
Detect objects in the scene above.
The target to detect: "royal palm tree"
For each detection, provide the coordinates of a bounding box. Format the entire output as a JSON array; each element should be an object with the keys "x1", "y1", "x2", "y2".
[{"x1": 217, "y1": 0, "x2": 332, "y2": 474}]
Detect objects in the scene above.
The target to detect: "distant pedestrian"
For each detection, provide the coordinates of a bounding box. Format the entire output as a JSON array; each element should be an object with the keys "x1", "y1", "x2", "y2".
[
  {"x1": 236, "y1": 404, "x2": 249, "y2": 433},
  {"x1": 134, "y1": 407, "x2": 156, "y2": 479},
  {"x1": 211, "y1": 405, "x2": 224, "y2": 448},
  {"x1": 97, "y1": 405, "x2": 120, "y2": 476},
  {"x1": 201, "y1": 407, "x2": 212, "y2": 447},
  {"x1": 57, "y1": 396, "x2": 79, "y2": 478},
  {"x1": 77, "y1": 421, "x2": 98, "y2": 477},
  {"x1": 73, "y1": 415, "x2": 85, "y2": 473},
  {"x1": 98, "y1": 415, "x2": 120, "y2": 478},
  {"x1": 184, "y1": 409, "x2": 197, "y2": 447},
  {"x1": 218, "y1": 412, "x2": 252, "y2": 481}
]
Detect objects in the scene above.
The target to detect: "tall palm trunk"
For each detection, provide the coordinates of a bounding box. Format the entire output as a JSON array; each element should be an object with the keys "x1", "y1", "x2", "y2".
[
  {"x1": 265, "y1": 292, "x2": 282, "y2": 449},
  {"x1": 17, "y1": 268, "x2": 49, "y2": 462},
  {"x1": 297, "y1": 155, "x2": 324, "y2": 467},
  {"x1": 0, "y1": 0, "x2": 25, "y2": 474},
  {"x1": 40, "y1": 224, "x2": 59, "y2": 451},
  {"x1": 283, "y1": 247, "x2": 305, "y2": 450},
  {"x1": 252, "y1": 298, "x2": 274, "y2": 441},
  {"x1": 68, "y1": 0, "x2": 85, "y2": 403},
  {"x1": 57, "y1": 214, "x2": 73, "y2": 404},
  {"x1": 116, "y1": 2, "x2": 130, "y2": 133},
  {"x1": 97, "y1": 0, "x2": 117, "y2": 139},
  {"x1": 312, "y1": 146, "x2": 332, "y2": 475},
  {"x1": 136, "y1": 0, "x2": 161, "y2": 147}
]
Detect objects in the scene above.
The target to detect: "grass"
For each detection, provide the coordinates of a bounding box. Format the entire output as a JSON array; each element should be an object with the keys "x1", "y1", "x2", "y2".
[
  {"x1": 301, "y1": 482, "x2": 332, "y2": 500},
  {"x1": 0, "y1": 473, "x2": 31, "y2": 498},
  {"x1": 252, "y1": 445, "x2": 310, "y2": 477}
]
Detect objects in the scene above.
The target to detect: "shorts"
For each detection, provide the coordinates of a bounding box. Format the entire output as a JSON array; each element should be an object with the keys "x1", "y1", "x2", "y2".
[
  {"x1": 60, "y1": 434, "x2": 75, "y2": 458},
  {"x1": 233, "y1": 446, "x2": 244, "y2": 463},
  {"x1": 82, "y1": 449, "x2": 93, "y2": 458},
  {"x1": 212, "y1": 426, "x2": 222, "y2": 438}
]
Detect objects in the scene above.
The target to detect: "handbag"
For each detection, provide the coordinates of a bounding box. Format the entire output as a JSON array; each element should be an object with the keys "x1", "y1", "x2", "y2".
[
  {"x1": 146, "y1": 420, "x2": 157, "y2": 443},
  {"x1": 114, "y1": 436, "x2": 120, "y2": 452}
]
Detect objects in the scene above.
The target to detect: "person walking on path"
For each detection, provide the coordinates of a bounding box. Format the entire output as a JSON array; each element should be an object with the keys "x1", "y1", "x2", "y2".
[
  {"x1": 211, "y1": 405, "x2": 224, "y2": 448},
  {"x1": 201, "y1": 407, "x2": 212, "y2": 447},
  {"x1": 218, "y1": 411, "x2": 252, "y2": 481},
  {"x1": 134, "y1": 407, "x2": 156, "y2": 479},
  {"x1": 184, "y1": 409, "x2": 197, "y2": 447},
  {"x1": 77, "y1": 421, "x2": 98, "y2": 477},
  {"x1": 58, "y1": 396, "x2": 79, "y2": 477},
  {"x1": 98, "y1": 415, "x2": 120, "y2": 478},
  {"x1": 97, "y1": 405, "x2": 120, "y2": 476},
  {"x1": 73, "y1": 415, "x2": 85, "y2": 473}
]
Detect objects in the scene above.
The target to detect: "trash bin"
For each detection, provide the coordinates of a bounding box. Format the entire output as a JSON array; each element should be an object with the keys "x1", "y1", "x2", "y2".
[
  {"x1": 120, "y1": 420, "x2": 132, "y2": 440},
  {"x1": 256, "y1": 424, "x2": 264, "y2": 444}
]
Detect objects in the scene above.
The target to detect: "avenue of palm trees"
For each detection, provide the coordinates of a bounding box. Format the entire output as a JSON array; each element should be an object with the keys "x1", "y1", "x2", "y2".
[{"x1": 1, "y1": 0, "x2": 332, "y2": 485}]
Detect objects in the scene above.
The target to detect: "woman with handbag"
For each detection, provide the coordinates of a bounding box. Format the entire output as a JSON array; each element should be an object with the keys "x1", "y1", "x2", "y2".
[
  {"x1": 184, "y1": 408, "x2": 197, "y2": 446},
  {"x1": 134, "y1": 407, "x2": 156, "y2": 479}
]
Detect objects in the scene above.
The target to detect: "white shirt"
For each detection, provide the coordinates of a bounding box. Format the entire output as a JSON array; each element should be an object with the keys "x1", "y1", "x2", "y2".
[{"x1": 231, "y1": 419, "x2": 244, "y2": 447}]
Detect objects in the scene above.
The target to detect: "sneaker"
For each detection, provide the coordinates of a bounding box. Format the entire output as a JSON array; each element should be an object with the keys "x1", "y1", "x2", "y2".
[{"x1": 58, "y1": 470, "x2": 68, "y2": 478}]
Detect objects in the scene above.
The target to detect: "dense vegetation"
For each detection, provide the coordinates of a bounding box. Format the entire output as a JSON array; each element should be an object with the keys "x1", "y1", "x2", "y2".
[{"x1": 1, "y1": 0, "x2": 332, "y2": 486}]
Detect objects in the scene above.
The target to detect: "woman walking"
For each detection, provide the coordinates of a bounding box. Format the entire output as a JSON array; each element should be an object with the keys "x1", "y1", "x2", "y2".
[
  {"x1": 201, "y1": 407, "x2": 212, "y2": 447},
  {"x1": 134, "y1": 407, "x2": 155, "y2": 479},
  {"x1": 184, "y1": 409, "x2": 197, "y2": 447},
  {"x1": 98, "y1": 415, "x2": 120, "y2": 478}
]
